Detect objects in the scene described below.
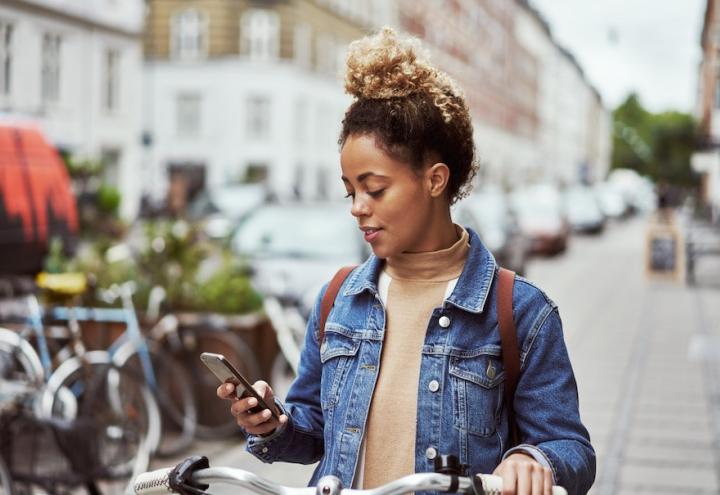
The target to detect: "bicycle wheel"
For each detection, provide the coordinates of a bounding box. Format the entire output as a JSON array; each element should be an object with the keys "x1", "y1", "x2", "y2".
[
  {"x1": 0, "y1": 454, "x2": 13, "y2": 495},
  {"x1": 38, "y1": 351, "x2": 161, "y2": 483},
  {"x1": 0, "y1": 328, "x2": 44, "y2": 394},
  {"x1": 171, "y1": 327, "x2": 261, "y2": 439},
  {"x1": 112, "y1": 340, "x2": 197, "y2": 457}
]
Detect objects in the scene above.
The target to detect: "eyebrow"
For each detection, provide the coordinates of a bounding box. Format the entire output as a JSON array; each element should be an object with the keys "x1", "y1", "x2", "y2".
[{"x1": 341, "y1": 172, "x2": 388, "y2": 183}]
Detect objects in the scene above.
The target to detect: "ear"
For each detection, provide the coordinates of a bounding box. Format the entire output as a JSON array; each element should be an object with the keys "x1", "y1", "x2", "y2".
[{"x1": 425, "y1": 162, "x2": 451, "y2": 198}]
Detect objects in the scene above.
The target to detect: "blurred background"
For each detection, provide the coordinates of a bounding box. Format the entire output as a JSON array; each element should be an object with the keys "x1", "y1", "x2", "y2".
[{"x1": 1, "y1": 0, "x2": 719, "y2": 494}]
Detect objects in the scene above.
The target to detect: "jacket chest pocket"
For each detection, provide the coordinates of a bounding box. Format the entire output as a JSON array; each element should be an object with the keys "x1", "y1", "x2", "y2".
[
  {"x1": 320, "y1": 329, "x2": 360, "y2": 410},
  {"x1": 449, "y1": 347, "x2": 504, "y2": 437}
]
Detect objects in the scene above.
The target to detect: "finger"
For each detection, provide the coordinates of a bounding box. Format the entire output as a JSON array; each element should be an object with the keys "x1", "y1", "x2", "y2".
[
  {"x1": 515, "y1": 462, "x2": 531, "y2": 495},
  {"x1": 531, "y1": 466, "x2": 543, "y2": 495},
  {"x1": 253, "y1": 380, "x2": 272, "y2": 398},
  {"x1": 231, "y1": 396, "x2": 261, "y2": 416},
  {"x1": 243, "y1": 408, "x2": 274, "y2": 427},
  {"x1": 543, "y1": 468, "x2": 553, "y2": 495},
  {"x1": 217, "y1": 382, "x2": 236, "y2": 399},
  {"x1": 501, "y1": 465, "x2": 518, "y2": 495},
  {"x1": 242, "y1": 414, "x2": 288, "y2": 436}
]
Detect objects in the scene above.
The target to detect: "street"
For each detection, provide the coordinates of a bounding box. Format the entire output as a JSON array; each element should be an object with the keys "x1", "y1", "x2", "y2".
[{"x1": 155, "y1": 215, "x2": 720, "y2": 494}]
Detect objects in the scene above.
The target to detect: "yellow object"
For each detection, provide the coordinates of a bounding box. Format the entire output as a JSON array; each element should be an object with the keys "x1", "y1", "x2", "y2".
[{"x1": 36, "y1": 272, "x2": 88, "y2": 296}]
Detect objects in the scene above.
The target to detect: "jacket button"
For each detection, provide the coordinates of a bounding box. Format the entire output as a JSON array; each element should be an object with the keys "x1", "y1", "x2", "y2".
[
  {"x1": 428, "y1": 380, "x2": 440, "y2": 392},
  {"x1": 261, "y1": 447, "x2": 269, "y2": 453},
  {"x1": 425, "y1": 447, "x2": 438, "y2": 460},
  {"x1": 439, "y1": 316, "x2": 451, "y2": 328}
]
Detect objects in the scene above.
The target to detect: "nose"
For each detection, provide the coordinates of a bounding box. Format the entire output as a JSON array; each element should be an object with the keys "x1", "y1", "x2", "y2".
[{"x1": 350, "y1": 196, "x2": 371, "y2": 218}]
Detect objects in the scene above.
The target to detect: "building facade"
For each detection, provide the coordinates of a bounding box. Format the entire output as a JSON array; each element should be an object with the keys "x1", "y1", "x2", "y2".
[
  {"x1": 693, "y1": 0, "x2": 720, "y2": 221},
  {"x1": 0, "y1": 0, "x2": 145, "y2": 219},
  {"x1": 143, "y1": 0, "x2": 396, "y2": 208},
  {"x1": 397, "y1": 0, "x2": 611, "y2": 189}
]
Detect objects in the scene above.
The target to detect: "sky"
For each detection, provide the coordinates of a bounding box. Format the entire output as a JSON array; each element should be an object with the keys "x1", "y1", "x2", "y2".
[{"x1": 529, "y1": 0, "x2": 706, "y2": 114}]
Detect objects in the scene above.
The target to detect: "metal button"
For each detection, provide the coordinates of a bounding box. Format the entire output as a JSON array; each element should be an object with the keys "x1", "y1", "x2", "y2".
[
  {"x1": 439, "y1": 316, "x2": 451, "y2": 328},
  {"x1": 428, "y1": 380, "x2": 440, "y2": 392},
  {"x1": 425, "y1": 447, "x2": 438, "y2": 460},
  {"x1": 261, "y1": 447, "x2": 269, "y2": 453}
]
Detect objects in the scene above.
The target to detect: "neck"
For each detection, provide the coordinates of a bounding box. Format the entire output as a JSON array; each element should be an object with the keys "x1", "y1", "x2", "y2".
[{"x1": 403, "y1": 206, "x2": 458, "y2": 254}]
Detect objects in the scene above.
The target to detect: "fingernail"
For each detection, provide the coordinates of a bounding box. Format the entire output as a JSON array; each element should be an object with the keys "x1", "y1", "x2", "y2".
[
  {"x1": 225, "y1": 383, "x2": 233, "y2": 391},
  {"x1": 249, "y1": 398, "x2": 258, "y2": 406},
  {"x1": 263, "y1": 409, "x2": 271, "y2": 418},
  {"x1": 280, "y1": 415, "x2": 288, "y2": 424}
]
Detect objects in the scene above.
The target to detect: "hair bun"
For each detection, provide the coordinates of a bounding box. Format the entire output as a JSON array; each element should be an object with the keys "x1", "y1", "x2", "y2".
[{"x1": 344, "y1": 27, "x2": 461, "y2": 102}]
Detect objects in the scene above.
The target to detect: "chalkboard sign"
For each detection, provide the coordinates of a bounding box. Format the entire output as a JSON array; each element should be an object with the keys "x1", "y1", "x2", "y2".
[
  {"x1": 645, "y1": 217, "x2": 684, "y2": 282},
  {"x1": 650, "y1": 235, "x2": 676, "y2": 271}
]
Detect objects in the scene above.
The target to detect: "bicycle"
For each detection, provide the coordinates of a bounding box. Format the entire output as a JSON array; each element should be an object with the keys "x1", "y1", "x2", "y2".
[
  {"x1": 0, "y1": 276, "x2": 161, "y2": 493},
  {"x1": 133, "y1": 455, "x2": 568, "y2": 495}
]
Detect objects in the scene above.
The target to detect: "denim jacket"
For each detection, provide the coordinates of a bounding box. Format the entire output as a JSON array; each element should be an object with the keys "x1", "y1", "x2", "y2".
[{"x1": 246, "y1": 228, "x2": 595, "y2": 495}]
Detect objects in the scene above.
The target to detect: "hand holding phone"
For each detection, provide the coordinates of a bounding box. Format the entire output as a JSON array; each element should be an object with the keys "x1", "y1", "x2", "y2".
[{"x1": 201, "y1": 352, "x2": 279, "y2": 420}]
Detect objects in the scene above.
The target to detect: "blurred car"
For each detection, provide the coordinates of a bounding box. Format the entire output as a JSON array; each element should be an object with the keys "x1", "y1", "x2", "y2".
[
  {"x1": 231, "y1": 202, "x2": 369, "y2": 316},
  {"x1": 593, "y1": 182, "x2": 629, "y2": 219},
  {"x1": 455, "y1": 189, "x2": 528, "y2": 276},
  {"x1": 0, "y1": 121, "x2": 78, "y2": 275},
  {"x1": 563, "y1": 185, "x2": 605, "y2": 234},
  {"x1": 188, "y1": 183, "x2": 268, "y2": 239},
  {"x1": 510, "y1": 185, "x2": 570, "y2": 256}
]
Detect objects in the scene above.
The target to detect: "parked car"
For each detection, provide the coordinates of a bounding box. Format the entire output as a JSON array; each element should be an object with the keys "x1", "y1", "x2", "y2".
[
  {"x1": 455, "y1": 189, "x2": 528, "y2": 276},
  {"x1": 563, "y1": 185, "x2": 605, "y2": 234},
  {"x1": 0, "y1": 121, "x2": 78, "y2": 274},
  {"x1": 231, "y1": 202, "x2": 368, "y2": 316},
  {"x1": 510, "y1": 185, "x2": 570, "y2": 256},
  {"x1": 188, "y1": 183, "x2": 268, "y2": 239},
  {"x1": 593, "y1": 182, "x2": 629, "y2": 219}
]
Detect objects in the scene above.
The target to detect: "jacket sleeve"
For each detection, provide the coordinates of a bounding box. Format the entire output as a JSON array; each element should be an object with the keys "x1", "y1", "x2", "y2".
[
  {"x1": 512, "y1": 307, "x2": 596, "y2": 495},
  {"x1": 246, "y1": 286, "x2": 327, "y2": 464}
]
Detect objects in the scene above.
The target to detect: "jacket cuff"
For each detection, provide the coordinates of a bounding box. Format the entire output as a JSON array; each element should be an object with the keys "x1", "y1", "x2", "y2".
[
  {"x1": 245, "y1": 399, "x2": 291, "y2": 462},
  {"x1": 503, "y1": 444, "x2": 557, "y2": 483}
]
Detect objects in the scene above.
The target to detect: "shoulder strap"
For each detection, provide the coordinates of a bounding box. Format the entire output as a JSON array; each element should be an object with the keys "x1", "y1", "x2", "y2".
[
  {"x1": 319, "y1": 266, "x2": 357, "y2": 345},
  {"x1": 497, "y1": 267, "x2": 520, "y2": 447}
]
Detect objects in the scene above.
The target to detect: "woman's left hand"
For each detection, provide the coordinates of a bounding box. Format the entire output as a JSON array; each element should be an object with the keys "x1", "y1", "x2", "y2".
[{"x1": 492, "y1": 452, "x2": 553, "y2": 495}]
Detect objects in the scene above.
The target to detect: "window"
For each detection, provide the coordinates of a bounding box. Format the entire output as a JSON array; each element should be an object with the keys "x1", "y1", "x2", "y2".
[
  {"x1": 0, "y1": 20, "x2": 12, "y2": 95},
  {"x1": 176, "y1": 93, "x2": 202, "y2": 137},
  {"x1": 171, "y1": 9, "x2": 208, "y2": 59},
  {"x1": 294, "y1": 99, "x2": 307, "y2": 145},
  {"x1": 104, "y1": 49, "x2": 120, "y2": 112},
  {"x1": 293, "y1": 22, "x2": 311, "y2": 67},
  {"x1": 246, "y1": 95, "x2": 271, "y2": 140},
  {"x1": 315, "y1": 33, "x2": 335, "y2": 73},
  {"x1": 241, "y1": 10, "x2": 279, "y2": 61},
  {"x1": 41, "y1": 33, "x2": 61, "y2": 103}
]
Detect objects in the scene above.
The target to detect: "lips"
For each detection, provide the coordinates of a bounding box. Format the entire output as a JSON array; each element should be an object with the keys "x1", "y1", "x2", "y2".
[{"x1": 361, "y1": 227, "x2": 382, "y2": 243}]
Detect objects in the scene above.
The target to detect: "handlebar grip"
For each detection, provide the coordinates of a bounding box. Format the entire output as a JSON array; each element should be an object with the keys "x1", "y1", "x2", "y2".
[
  {"x1": 134, "y1": 467, "x2": 173, "y2": 495},
  {"x1": 476, "y1": 474, "x2": 568, "y2": 495}
]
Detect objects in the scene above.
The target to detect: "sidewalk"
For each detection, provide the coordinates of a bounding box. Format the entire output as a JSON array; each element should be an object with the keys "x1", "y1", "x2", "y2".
[{"x1": 530, "y1": 216, "x2": 720, "y2": 494}]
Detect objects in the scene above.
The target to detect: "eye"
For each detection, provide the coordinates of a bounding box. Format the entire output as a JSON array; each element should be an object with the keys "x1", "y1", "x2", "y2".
[{"x1": 368, "y1": 189, "x2": 385, "y2": 198}]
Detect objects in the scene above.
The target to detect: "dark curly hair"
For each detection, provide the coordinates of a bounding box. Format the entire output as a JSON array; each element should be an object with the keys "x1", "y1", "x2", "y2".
[{"x1": 338, "y1": 27, "x2": 477, "y2": 204}]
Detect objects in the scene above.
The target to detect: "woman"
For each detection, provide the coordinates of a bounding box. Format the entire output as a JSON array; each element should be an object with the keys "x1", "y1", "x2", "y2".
[{"x1": 218, "y1": 28, "x2": 595, "y2": 495}]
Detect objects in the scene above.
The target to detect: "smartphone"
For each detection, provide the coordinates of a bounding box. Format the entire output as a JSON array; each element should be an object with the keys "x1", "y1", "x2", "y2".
[{"x1": 200, "y1": 352, "x2": 279, "y2": 419}]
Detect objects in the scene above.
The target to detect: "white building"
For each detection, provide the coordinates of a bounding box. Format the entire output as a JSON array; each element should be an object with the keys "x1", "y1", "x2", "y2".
[
  {"x1": 514, "y1": 4, "x2": 611, "y2": 186},
  {"x1": 0, "y1": 0, "x2": 145, "y2": 219},
  {"x1": 143, "y1": 0, "x2": 396, "y2": 208}
]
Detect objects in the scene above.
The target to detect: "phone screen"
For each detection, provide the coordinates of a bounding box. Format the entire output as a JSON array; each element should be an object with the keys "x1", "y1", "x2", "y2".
[{"x1": 200, "y1": 352, "x2": 279, "y2": 419}]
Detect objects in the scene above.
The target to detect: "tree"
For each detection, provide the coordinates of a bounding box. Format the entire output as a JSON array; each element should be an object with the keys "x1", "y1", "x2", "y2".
[{"x1": 611, "y1": 93, "x2": 699, "y2": 186}]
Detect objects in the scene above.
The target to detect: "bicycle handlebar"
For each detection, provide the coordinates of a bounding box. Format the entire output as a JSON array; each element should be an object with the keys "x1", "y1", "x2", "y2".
[{"x1": 134, "y1": 466, "x2": 568, "y2": 495}]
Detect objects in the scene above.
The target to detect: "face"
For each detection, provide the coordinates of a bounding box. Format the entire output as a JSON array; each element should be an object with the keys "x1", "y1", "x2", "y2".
[{"x1": 340, "y1": 134, "x2": 441, "y2": 258}]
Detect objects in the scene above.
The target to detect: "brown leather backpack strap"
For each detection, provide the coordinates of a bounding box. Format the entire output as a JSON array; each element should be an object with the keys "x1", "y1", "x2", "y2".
[
  {"x1": 498, "y1": 267, "x2": 520, "y2": 447},
  {"x1": 319, "y1": 266, "x2": 357, "y2": 345}
]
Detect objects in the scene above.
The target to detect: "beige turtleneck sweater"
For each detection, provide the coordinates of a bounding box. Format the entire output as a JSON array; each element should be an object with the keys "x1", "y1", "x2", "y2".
[{"x1": 360, "y1": 226, "x2": 470, "y2": 489}]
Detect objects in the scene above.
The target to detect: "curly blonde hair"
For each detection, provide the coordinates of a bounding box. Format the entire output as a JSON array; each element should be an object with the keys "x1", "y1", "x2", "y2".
[{"x1": 339, "y1": 27, "x2": 478, "y2": 204}]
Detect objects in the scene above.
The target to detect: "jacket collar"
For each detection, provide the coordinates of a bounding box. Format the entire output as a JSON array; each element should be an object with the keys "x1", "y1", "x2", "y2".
[{"x1": 343, "y1": 227, "x2": 496, "y2": 314}]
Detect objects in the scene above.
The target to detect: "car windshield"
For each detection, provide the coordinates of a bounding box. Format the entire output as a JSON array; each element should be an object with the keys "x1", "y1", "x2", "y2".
[
  {"x1": 565, "y1": 188, "x2": 600, "y2": 216},
  {"x1": 511, "y1": 191, "x2": 560, "y2": 220},
  {"x1": 234, "y1": 205, "x2": 360, "y2": 259}
]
